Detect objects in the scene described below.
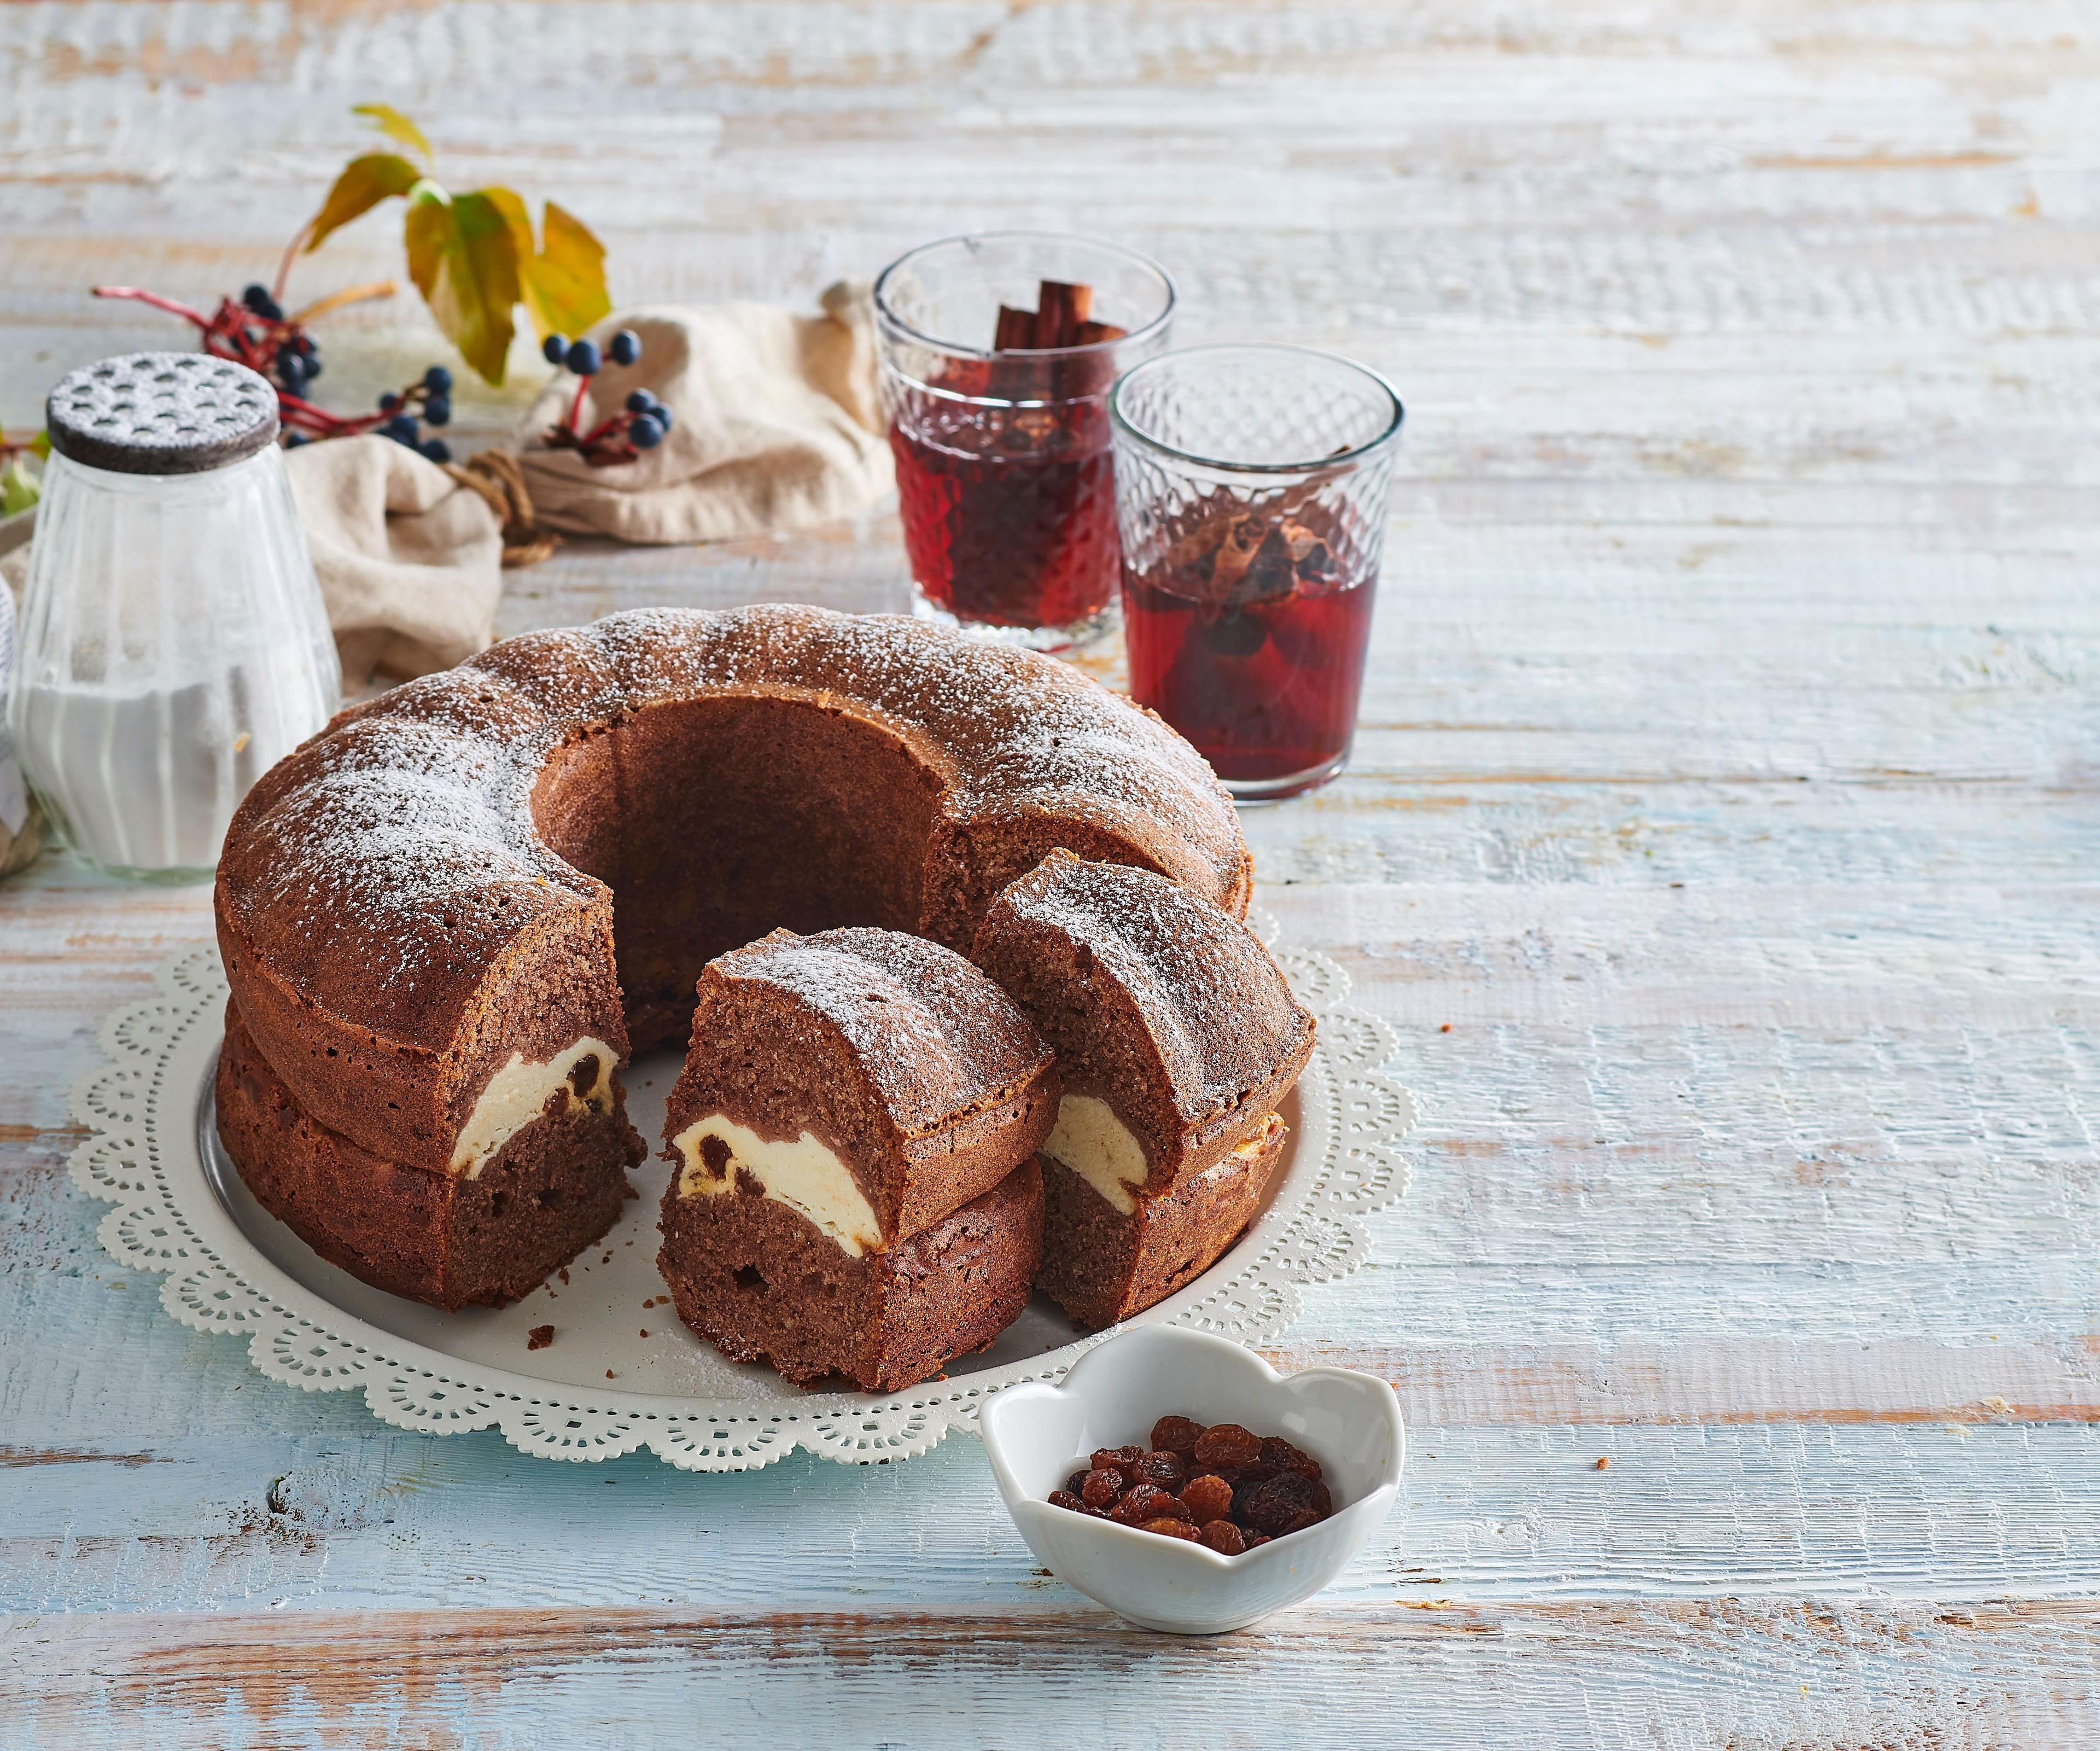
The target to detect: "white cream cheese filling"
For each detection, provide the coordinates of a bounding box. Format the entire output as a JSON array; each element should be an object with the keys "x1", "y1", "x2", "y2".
[
  {"x1": 1042, "y1": 1093, "x2": 1152, "y2": 1215},
  {"x1": 450, "y1": 1037, "x2": 617, "y2": 1177},
  {"x1": 671, "y1": 1113, "x2": 884, "y2": 1258}
]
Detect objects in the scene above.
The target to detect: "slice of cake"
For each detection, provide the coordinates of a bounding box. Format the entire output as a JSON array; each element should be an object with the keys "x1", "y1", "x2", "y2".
[
  {"x1": 971, "y1": 850, "x2": 1315, "y2": 1329},
  {"x1": 658, "y1": 927, "x2": 1059, "y2": 1390}
]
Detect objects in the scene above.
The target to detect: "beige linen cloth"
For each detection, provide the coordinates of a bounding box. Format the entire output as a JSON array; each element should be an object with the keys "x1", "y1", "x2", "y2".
[
  {"x1": 285, "y1": 435, "x2": 513, "y2": 687},
  {"x1": 513, "y1": 284, "x2": 892, "y2": 544}
]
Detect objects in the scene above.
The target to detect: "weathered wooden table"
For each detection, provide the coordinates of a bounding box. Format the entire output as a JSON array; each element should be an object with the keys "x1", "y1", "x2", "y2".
[{"x1": 4, "y1": 2, "x2": 2097, "y2": 1742}]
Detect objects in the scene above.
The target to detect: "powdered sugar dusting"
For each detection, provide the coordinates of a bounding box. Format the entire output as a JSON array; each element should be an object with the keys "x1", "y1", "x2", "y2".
[
  {"x1": 721, "y1": 928, "x2": 1047, "y2": 1130},
  {"x1": 990, "y1": 850, "x2": 1310, "y2": 1119},
  {"x1": 220, "y1": 605, "x2": 1245, "y2": 1042}
]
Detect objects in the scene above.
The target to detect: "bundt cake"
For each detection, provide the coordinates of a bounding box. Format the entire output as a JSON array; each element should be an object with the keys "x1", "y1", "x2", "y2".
[
  {"x1": 658, "y1": 928, "x2": 1058, "y2": 1389},
  {"x1": 970, "y1": 850, "x2": 1314, "y2": 1328},
  {"x1": 212, "y1": 605, "x2": 1247, "y2": 1313}
]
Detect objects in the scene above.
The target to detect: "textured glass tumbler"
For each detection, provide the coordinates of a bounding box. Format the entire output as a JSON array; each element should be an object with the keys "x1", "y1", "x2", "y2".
[
  {"x1": 1111, "y1": 345, "x2": 1404, "y2": 801},
  {"x1": 874, "y1": 232, "x2": 1175, "y2": 653}
]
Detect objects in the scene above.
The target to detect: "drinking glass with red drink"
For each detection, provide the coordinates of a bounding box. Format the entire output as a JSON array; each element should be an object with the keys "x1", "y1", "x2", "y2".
[
  {"x1": 1110, "y1": 345, "x2": 1404, "y2": 801},
  {"x1": 873, "y1": 234, "x2": 1175, "y2": 653}
]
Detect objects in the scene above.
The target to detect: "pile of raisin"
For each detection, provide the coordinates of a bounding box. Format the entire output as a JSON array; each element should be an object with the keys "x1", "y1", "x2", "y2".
[{"x1": 1047, "y1": 1415, "x2": 1333, "y2": 1554}]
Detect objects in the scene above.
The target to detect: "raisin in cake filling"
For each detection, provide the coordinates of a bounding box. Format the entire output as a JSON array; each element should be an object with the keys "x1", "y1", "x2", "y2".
[
  {"x1": 669, "y1": 1113, "x2": 885, "y2": 1256},
  {"x1": 452, "y1": 1038, "x2": 618, "y2": 1176}
]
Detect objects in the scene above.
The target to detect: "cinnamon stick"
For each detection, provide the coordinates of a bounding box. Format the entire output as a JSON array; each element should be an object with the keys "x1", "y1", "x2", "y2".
[
  {"x1": 994, "y1": 305, "x2": 1040, "y2": 351},
  {"x1": 1034, "y1": 280, "x2": 1094, "y2": 347}
]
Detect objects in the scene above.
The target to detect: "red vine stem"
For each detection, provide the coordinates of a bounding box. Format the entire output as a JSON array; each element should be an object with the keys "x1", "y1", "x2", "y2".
[
  {"x1": 565, "y1": 369, "x2": 592, "y2": 436},
  {"x1": 92, "y1": 286, "x2": 213, "y2": 329}
]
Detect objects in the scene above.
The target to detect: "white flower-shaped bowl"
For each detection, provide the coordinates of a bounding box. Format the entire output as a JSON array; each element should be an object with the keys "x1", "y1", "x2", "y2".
[{"x1": 978, "y1": 1325, "x2": 1405, "y2": 1634}]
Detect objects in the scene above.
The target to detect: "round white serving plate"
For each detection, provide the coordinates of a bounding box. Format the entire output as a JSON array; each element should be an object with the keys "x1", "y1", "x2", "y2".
[{"x1": 69, "y1": 926, "x2": 1413, "y2": 1471}]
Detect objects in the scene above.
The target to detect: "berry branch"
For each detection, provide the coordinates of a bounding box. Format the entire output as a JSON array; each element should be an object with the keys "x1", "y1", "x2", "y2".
[
  {"x1": 94, "y1": 282, "x2": 457, "y2": 461},
  {"x1": 536, "y1": 329, "x2": 672, "y2": 467}
]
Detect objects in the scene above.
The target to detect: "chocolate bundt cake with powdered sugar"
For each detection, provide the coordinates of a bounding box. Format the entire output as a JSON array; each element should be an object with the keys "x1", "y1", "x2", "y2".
[
  {"x1": 212, "y1": 605, "x2": 1247, "y2": 1311},
  {"x1": 970, "y1": 851, "x2": 1314, "y2": 1329},
  {"x1": 659, "y1": 928, "x2": 1058, "y2": 1389}
]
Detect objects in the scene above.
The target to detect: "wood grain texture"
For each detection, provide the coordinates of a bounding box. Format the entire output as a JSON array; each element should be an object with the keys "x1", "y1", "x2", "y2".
[
  {"x1": 8, "y1": 1603, "x2": 2100, "y2": 1750},
  {"x1": 2, "y1": 0, "x2": 2098, "y2": 1741}
]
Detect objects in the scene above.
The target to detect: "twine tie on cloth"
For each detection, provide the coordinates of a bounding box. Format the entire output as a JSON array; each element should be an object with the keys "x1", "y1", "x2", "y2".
[{"x1": 442, "y1": 450, "x2": 563, "y2": 568}]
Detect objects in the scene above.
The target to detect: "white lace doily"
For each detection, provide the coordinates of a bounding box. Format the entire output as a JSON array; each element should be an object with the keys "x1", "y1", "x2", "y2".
[{"x1": 69, "y1": 921, "x2": 1413, "y2": 1471}]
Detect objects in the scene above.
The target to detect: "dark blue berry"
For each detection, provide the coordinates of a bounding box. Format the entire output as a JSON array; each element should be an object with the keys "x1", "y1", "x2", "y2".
[
  {"x1": 652, "y1": 400, "x2": 673, "y2": 430},
  {"x1": 565, "y1": 338, "x2": 601, "y2": 376},
  {"x1": 379, "y1": 392, "x2": 402, "y2": 414},
  {"x1": 242, "y1": 284, "x2": 284, "y2": 322},
  {"x1": 422, "y1": 396, "x2": 451, "y2": 428},
  {"x1": 383, "y1": 413, "x2": 418, "y2": 443},
  {"x1": 625, "y1": 388, "x2": 655, "y2": 415},
  {"x1": 422, "y1": 364, "x2": 452, "y2": 395},
  {"x1": 284, "y1": 431, "x2": 312, "y2": 448},
  {"x1": 421, "y1": 438, "x2": 452, "y2": 464},
  {"x1": 542, "y1": 333, "x2": 569, "y2": 365},
  {"x1": 300, "y1": 356, "x2": 322, "y2": 383},
  {"x1": 608, "y1": 329, "x2": 640, "y2": 367},
  {"x1": 276, "y1": 348, "x2": 308, "y2": 391},
  {"x1": 295, "y1": 333, "x2": 318, "y2": 358},
  {"x1": 629, "y1": 411, "x2": 666, "y2": 450}
]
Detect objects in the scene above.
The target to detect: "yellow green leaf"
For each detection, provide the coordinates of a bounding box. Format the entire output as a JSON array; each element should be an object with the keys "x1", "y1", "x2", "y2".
[
  {"x1": 404, "y1": 185, "x2": 523, "y2": 385},
  {"x1": 518, "y1": 199, "x2": 611, "y2": 340},
  {"x1": 304, "y1": 153, "x2": 424, "y2": 253},
  {"x1": 1, "y1": 457, "x2": 39, "y2": 517},
  {"x1": 353, "y1": 103, "x2": 433, "y2": 164}
]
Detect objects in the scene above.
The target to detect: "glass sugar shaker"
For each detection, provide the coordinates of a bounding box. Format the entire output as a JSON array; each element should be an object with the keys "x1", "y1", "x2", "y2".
[{"x1": 8, "y1": 352, "x2": 341, "y2": 882}]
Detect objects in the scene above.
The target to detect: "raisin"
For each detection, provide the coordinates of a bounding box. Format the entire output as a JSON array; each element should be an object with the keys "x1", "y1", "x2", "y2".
[
  {"x1": 1092, "y1": 1445, "x2": 1146, "y2": 1476},
  {"x1": 1080, "y1": 1468, "x2": 1123, "y2": 1509},
  {"x1": 1240, "y1": 1471, "x2": 1333, "y2": 1535},
  {"x1": 1192, "y1": 1423, "x2": 1262, "y2": 1470},
  {"x1": 1180, "y1": 1473, "x2": 1235, "y2": 1522},
  {"x1": 1151, "y1": 1415, "x2": 1206, "y2": 1456},
  {"x1": 1110, "y1": 1485, "x2": 1190, "y2": 1526},
  {"x1": 1259, "y1": 1435, "x2": 1323, "y2": 1481},
  {"x1": 1049, "y1": 1490, "x2": 1086, "y2": 1513},
  {"x1": 1244, "y1": 1532, "x2": 1273, "y2": 1550},
  {"x1": 1141, "y1": 1517, "x2": 1203, "y2": 1542},
  {"x1": 1199, "y1": 1519, "x2": 1247, "y2": 1556},
  {"x1": 1134, "y1": 1450, "x2": 1187, "y2": 1490},
  {"x1": 1065, "y1": 1470, "x2": 1089, "y2": 1497}
]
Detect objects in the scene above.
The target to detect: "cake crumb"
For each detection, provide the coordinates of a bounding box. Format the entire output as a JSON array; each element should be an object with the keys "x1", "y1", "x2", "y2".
[
  {"x1": 605, "y1": 1369, "x2": 616, "y2": 1380},
  {"x1": 1594, "y1": 1457, "x2": 1609, "y2": 1470},
  {"x1": 1439, "y1": 1023, "x2": 1452, "y2": 1033},
  {"x1": 558, "y1": 1267, "x2": 570, "y2": 1284},
  {"x1": 527, "y1": 1325, "x2": 555, "y2": 1351},
  {"x1": 639, "y1": 1329, "x2": 650, "y2": 1338}
]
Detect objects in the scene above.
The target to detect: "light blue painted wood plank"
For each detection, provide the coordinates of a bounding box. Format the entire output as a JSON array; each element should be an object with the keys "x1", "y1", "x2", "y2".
[{"x1": 6, "y1": 1420, "x2": 2099, "y2": 1614}]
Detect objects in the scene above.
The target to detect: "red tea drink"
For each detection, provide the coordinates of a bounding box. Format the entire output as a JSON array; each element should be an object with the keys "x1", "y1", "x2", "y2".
[
  {"x1": 891, "y1": 393, "x2": 1119, "y2": 631},
  {"x1": 1122, "y1": 502, "x2": 1375, "y2": 786},
  {"x1": 1109, "y1": 344, "x2": 1402, "y2": 799},
  {"x1": 874, "y1": 238, "x2": 1176, "y2": 650}
]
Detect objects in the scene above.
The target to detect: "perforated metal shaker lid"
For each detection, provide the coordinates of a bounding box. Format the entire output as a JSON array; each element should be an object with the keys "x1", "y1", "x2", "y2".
[{"x1": 44, "y1": 351, "x2": 279, "y2": 475}]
